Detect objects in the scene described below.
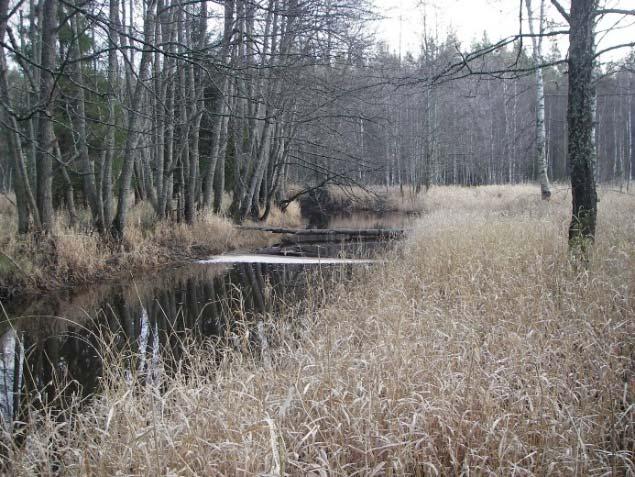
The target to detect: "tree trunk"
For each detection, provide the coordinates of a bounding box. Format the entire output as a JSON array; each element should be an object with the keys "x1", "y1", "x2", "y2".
[
  {"x1": 102, "y1": 0, "x2": 122, "y2": 230},
  {"x1": 181, "y1": 9, "x2": 195, "y2": 224},
  {"x1": 0, "y1": 0, "x2": 39, "y2": 232},
  {"x1": 203, "y1": 0, "x2": 234, "y2": 210},
  {"x1": 629, "y1": 73, "x2": 634, "y2": 190},
  {"x1": 152, "y1": 0, "x2": 165, "y2": 212},
  {"x1": 160, "y1": 67, "x2": 176, "y2": 217},
  {"x1": 213, "y1": 90, "x2": 232, "y2": 212},
  {"x1": 158, "y1": 4, "x2": 177, "y2": 217},
  {"x1": 55, "y1": 142, "x2": 78, "y2": 227},
  {"x1": 112, "y1": 0, "x2": 156, "y2": 239},
  {"x1": 566, "y1": 0, "x2": 598, "y2": 247},
  {"x1": 527, "y1": 0, "x2": 552, "y2": 199},
  {"x1": 35, "y1": 0, "x2": 58, "y2": 232},
  {"x1": 69, "y1": 7, "x2": 103, "y2": 231}
]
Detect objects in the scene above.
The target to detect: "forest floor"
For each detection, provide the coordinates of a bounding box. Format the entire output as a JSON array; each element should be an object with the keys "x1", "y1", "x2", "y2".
[
  {"x1": 0, "y1": 196, "x2": 303, "y2": 299},
  {"x1": 3, "y1": 184, "x2": 634, "y2": 475}
]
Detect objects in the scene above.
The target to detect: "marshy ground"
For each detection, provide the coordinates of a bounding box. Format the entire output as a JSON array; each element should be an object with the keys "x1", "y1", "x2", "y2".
[{"x1": 1, "y1": 184, "x2": 634, "y2": 475}]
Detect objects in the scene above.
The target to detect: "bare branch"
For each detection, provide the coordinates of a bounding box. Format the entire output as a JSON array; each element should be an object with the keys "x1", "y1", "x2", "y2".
[
  {"x1": 594, "y1": 8, "x2": 635, "y2": 16},
  {"x1": 550, "y1": 0, "x2": 571, "y2": 23}
]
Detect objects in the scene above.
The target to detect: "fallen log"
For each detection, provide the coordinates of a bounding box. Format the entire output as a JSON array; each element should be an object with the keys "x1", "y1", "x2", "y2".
[{"x1": 238, "y1": 225, "x2": 407, "y2": 237}]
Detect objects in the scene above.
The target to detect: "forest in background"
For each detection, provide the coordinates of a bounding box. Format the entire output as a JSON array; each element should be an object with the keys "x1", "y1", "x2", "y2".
[{"x1": 0, "y1": 0, "x2": 633, "y2": 238}]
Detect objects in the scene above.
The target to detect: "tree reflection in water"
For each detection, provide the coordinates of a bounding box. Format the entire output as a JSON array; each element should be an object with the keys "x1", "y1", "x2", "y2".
[{"x1": 0, "y1": 260, "x2": 354, "y2": 433}]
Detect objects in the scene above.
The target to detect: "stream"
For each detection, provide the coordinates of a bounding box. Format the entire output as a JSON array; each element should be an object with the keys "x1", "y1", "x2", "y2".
[{"x1": 0, "y1": 212, "x2": 414, "y2": 433}]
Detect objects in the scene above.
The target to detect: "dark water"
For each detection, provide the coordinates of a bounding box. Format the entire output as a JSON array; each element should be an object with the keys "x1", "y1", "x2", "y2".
[
  {"x1": 0, "y1": 213, "x2": 406, "y2": 433},
  {"x1": 0, "y1": 260, "x2": 355, "y2": 433}
]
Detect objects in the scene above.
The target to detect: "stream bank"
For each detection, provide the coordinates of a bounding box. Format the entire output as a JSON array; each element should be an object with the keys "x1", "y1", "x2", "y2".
[
  {"x1": 0, "y1": 209, "x2": 414, "y2": 434},
  {"x1": 0, "y1": 206, "x2": 302, "y2": 301}
]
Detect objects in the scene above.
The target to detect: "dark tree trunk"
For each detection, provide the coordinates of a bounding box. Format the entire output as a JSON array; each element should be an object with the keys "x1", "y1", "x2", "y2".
[
  {"x1": 112, "y1": 0, "x2": 156, "y2": 239},
  {"x1": 35, "y1": 0, "x2": 58, "y2": 232},
  {"x1": 566, "y1": 0, "x2": 598, "y2": 247}
]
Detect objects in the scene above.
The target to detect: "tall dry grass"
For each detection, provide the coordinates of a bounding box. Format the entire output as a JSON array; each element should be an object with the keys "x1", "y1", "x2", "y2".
[
  {"x1": 326, "y1": 183, "x2": 582, "y2": 216},
  {"x1": 3, "y1": 185, "x2": 633, "y2": 475},
  {"x1": 324, "y1": 184, "x2": 425, "y2": 213},
  {"x1": 259, "y1": 201, "x2": 303, "y2": 228}
]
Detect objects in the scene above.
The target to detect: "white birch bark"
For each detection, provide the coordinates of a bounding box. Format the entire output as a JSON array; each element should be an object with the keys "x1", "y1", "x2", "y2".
[{"x1": 526, "y1": 0, "x2": 552, "y2": 199}]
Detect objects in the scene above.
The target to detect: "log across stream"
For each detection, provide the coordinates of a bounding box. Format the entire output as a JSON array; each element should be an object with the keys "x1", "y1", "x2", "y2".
[{"x1": 239, "y1": 225, "x2": 408, "y2": 257}]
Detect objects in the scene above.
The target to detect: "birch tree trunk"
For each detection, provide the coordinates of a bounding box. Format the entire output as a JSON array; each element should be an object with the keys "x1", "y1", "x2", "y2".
[{"x1": 526, "y1": 0, "x2": 552, "y2": 199}]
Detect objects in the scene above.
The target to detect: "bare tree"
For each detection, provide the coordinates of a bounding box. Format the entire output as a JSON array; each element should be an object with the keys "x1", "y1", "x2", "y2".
[
  {"x1": 35, "y1": 0, "x2": 58, "y2": 232},
  {"x1": 551, "y1": 0, "x2": 635, "y2": 247},
  {"x1": 112, "y1": 0, "x2": 157, "y2": 238},
  {"x1": 0, "y1": 0, "x2": 39, "y2": 233}
]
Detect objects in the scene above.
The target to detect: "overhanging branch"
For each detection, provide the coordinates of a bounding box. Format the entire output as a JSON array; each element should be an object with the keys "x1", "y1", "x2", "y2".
[{"x1": 550, "y1": 0, "x2": 571, "y2": 23}]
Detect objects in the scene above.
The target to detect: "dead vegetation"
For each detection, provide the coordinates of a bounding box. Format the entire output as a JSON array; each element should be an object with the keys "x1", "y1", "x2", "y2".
[
  {"x1": 0, "y1": 196, "x2": 301, "y2": 298},
  {"x1": 2, "y1": 185, "x2": 633, "y2": 475}
]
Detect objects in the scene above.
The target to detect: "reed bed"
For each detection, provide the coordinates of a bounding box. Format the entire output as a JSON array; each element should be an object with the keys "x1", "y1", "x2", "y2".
[{"x1": 2, "y1": 185, "x2": 635, "y2": 475}]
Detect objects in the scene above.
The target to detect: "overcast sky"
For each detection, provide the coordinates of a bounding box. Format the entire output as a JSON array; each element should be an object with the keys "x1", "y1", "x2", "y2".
[{"x1": 374, "y1": 0, "x2": 635, "y2": 63}]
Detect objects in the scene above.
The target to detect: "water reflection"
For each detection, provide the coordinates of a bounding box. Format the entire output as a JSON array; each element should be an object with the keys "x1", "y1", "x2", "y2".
[
  {"x1": 0, "y1": 261, "x2": 353, "y2": 430},
  {"x1": 0, "y1": 330, "x2": 23, "y2": 433},
  {"x1": 0, "y1": 210, "x2": 404, "y2": 434}
]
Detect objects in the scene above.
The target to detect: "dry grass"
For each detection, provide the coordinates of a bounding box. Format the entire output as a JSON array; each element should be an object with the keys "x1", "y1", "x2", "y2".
[
  {"x1": 326, "y1": 183, "x2": 575, "y2": 215},
  {"x1": 286, "y1": 183, "x2": 425, "y2": 214},
  {"x1": 0, "y1": 193, "x2": 15, "y2": 217},
  {"x1": 3, "y1": 185, "x2": 634, "y2": 475},
  {"x1": 0, "y1": 199, "x2": 302, "y2": 297},
  {"x1": 323, "y1": 184, "x2": 425, "y2": 213},
  {"x1": 257, "y1": 201, "x2": 303, "y2": 228}
]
